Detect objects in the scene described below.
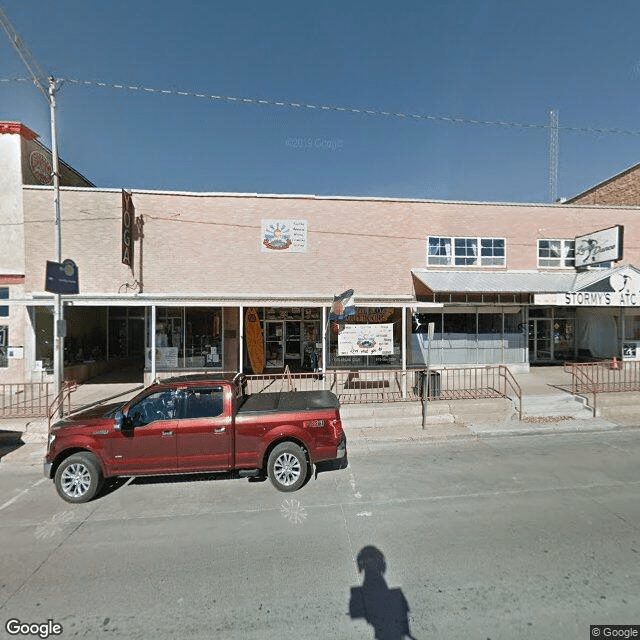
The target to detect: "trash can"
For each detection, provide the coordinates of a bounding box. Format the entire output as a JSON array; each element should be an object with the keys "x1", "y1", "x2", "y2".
[
  {"x1": 417, "y1": 370, "x2": 441, "y2": 399},
  {"x1": 427, "y1": 371, "x2": 441, "y2": 399}
]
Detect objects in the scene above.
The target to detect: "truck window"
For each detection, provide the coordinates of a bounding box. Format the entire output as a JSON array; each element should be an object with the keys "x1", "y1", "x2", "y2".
[
  {"x1": 183, "y1": 387, "x2": 224, "y2": 419},
  {"x1": 129, "y1": 390, "x2": 176, "y2": 427}
]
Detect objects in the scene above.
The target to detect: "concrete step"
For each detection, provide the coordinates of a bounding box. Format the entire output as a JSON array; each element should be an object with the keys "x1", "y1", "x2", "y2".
[{"x1": 520, "y1": 393, "x2": 593, "y2": 419}]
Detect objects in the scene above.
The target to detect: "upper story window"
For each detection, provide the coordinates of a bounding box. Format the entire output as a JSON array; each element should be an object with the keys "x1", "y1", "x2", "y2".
[
  {"x1": 428, "y1": 236, "x2": 506, "y2": 267},
  {"x1": 0, "y1": 287, "x2": 8, "y2": 317},
  {"x1": 538, "y1": 240, "x2": 574, "y2": 268}
]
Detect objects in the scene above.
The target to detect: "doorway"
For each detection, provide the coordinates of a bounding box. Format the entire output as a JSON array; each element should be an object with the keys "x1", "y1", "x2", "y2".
[{"x1": 528, "y1": 319, "x2": 552, "y2": 362}]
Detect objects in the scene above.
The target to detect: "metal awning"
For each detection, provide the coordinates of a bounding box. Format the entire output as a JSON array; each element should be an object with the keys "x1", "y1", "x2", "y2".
[{"x1": 411, "y1": 268, "x2": 633, "y2": 294}]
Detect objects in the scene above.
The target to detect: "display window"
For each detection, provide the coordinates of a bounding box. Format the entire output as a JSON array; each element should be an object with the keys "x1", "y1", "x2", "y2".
[
  {"x1": 149, "y1": 307, "x2": 224, "y2": 370},
  {"x1": 327, "y1": 307, "x2": 402, "y2": 369},
  {"x1": 259, "y1": 308, "x2": 322, "y2": 372}
]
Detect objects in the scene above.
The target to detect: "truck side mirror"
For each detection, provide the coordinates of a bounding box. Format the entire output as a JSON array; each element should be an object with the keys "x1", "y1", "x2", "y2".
[{"x1": 114, "y1": 410, "x2": 126, "y2": 431}]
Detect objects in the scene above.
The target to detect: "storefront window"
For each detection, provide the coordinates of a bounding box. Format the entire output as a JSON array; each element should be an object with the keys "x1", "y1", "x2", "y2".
[
  {"x1": 261, "y1": 308, "x2": 322, "y2": 372},
  {"x1": 34, "y1": 306, "x2": 53, "y2": 373},
  {"x1": 0, "y1": 325, "x2": 7, "y2": 368},
  {"x1": 328, "y1": 307, "x2": 402, "y2": 369},
  {"x1": 148, "y1": 307, "x2": 224, "y2": 370},
  {"x1": 409, "y1": 307, "x2": 526, "y2": 366}
]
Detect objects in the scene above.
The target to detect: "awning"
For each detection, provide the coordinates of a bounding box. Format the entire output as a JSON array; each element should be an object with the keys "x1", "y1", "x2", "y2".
[
  {"x1": 413, "y1": 269, "x2": 576, "y2": 294},
  {"x1": 411, "y1": 267, "x2": 637, "y2": 295}
]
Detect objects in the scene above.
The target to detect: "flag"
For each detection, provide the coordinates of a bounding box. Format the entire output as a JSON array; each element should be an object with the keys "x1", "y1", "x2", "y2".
[{"x1": 329, "y1": 289, "x2": 356, "y2": 321}]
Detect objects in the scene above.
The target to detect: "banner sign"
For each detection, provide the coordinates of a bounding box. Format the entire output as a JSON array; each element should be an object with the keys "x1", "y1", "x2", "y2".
[
  {"x1": 338, "y1": 323, "x2": 394, "y2": 356},
  {"x1": 574, "y1": 225, "x2": 623, "y2": 268},
  {"x1": 261, "y1": 219, "x2": 307, "y2": 252},
  {"x1": 122, "y1": 190, "x2": 135, "y2": 267}
]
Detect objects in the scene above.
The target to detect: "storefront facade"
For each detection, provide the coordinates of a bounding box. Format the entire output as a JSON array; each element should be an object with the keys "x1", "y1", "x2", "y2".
[{"x1": 4, "y1": 121, "x2": 640, "y2": 386}]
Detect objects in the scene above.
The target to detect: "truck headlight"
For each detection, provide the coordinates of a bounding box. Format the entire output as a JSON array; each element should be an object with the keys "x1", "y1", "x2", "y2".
[{"x1": 47, "y1": 433, "x2": 56, "y2": 448}]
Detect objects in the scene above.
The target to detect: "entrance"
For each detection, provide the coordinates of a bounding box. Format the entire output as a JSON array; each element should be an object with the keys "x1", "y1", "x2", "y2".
[{"x1": 528, "y1": 319, "x2": 552, "y2": 362}]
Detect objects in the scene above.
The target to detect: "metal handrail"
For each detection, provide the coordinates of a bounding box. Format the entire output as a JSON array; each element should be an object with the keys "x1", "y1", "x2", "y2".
[
  {"x1": 47, "y1": 380, "x2": 77, "y2": 432},
  {"x1": 499, "y1": 365, "x2": 523, "y2": 420}
]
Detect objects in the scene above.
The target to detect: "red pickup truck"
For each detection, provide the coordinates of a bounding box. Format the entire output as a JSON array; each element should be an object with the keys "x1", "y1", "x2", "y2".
[{"x1": 44, "y1": 374, "x2": 347, "y2": 503}]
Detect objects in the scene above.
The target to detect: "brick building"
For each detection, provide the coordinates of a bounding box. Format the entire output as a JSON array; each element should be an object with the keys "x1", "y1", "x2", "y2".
[
  {"x1": 3, "y1": 121, "x2": 640, "y2": 386},
  {"x1": 566, "y1": 162, "x2": 640, "y2": 206}
]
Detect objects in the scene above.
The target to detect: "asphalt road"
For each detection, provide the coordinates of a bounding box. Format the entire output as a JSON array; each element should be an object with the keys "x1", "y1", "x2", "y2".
[{"x1": 0, "y1": 431, "x2": 639, "y2": 640}]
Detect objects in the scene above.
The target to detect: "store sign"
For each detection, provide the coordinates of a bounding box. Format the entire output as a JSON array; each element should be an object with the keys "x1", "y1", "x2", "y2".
[
  {"x1": 623, "y1": 341, "x2": 640, "y2": 361},
  {"x1": 574, "y1": 225, "x2": 623, "y2": 268},
  {"x1": 261, "y1": 219, "x2": 307, "y2": 252},
  {"x1": 338, "y1": 323, "x2": 394, "y2": 356},
  {"x1": 534, "y1": 268, "x2": 640, "y2": 307},
  {"x1": 122, "y1": 190, "x2": 135, "y2": 267}
]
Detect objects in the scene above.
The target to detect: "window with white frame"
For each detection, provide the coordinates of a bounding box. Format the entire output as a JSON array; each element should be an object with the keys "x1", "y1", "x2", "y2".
[
  {"x1": 537, "y1": 239, "x2": 574, "y2": 268},
  {"x1": 428, "y1": 236, "x2": 505, "y2": 267}
]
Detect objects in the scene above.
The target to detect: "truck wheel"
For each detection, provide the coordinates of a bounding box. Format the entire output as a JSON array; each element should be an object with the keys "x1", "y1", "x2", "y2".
[
  {"x1": 267, "y1": 442, "x2": 308, "y2": 492},
  {"x1": 54, "y1": 453, "x2": 104, "y2": 503}
]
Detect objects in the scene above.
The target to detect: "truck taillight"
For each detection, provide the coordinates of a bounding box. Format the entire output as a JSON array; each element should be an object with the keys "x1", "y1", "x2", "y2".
[{"x1": 330, "y1": 418, "x2": 342, "y2": 437}]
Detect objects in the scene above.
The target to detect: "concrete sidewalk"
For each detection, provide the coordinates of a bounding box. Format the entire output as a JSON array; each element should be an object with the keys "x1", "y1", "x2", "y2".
[{"x1": 1, "y1": 366, "x2": 639, "y2": 468}]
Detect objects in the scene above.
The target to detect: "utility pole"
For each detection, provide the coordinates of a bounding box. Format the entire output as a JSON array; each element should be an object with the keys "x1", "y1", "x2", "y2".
[{"x1": 1, "y1": 7, "x2": 65, "y2": 412}]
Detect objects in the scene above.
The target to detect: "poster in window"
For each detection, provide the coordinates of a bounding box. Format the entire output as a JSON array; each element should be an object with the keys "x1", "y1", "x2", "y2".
[
  {"x1": 261, "y1": 219, "x2": 307, "y2": 253},
  {"x1": 338, "y1": 324, "x2": 394, "y2": 356},
  {"x1": 0, "y1": 326, "x2": 6, "y2": 347}
]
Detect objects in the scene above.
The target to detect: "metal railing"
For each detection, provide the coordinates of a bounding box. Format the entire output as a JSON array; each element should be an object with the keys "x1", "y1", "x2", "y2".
[
  {"x1": 564, "y1": 359, "x2": 640, "y2": 416},
  {"x1": 47, "y1": 381, "x2": 78, "y2": 431},
  {"x1": 0, "y1": 382, "x2": 51, "y2": 418},
  {"x1": 244, "y1": 365, "x2": 522, "y2": 416}
]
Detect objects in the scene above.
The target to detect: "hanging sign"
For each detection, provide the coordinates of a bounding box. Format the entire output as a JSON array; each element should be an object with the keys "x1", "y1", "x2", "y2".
[{"x1": 122, "y1": 190, "x2": 135, "y2": 267}]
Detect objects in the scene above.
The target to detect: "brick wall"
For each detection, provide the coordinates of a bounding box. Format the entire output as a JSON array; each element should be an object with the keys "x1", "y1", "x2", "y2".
[{"x1": 22, "y1": 187, "x2": 640, "y2": 298}]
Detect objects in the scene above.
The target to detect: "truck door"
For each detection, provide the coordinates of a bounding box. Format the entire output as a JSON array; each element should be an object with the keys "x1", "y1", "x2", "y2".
[
  {"x1": 176, "y1": 386, "x2": 232, "y2": 471},
  {"x1": 109, "y1": 390, "x2": 178, "y2": 475}
]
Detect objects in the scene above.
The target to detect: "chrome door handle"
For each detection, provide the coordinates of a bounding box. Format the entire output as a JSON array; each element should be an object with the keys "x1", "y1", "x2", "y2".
[
  {"x1": 214, "y1": 427, "x2": 226, "y2": 433},
  {"x1": 162, "y1": 430, "x2": 174, "y2": 436}
]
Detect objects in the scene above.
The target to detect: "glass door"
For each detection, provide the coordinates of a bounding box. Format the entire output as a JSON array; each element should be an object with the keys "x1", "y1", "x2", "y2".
[
  {"x1": 528, "y1": 319, "x2": 553, "y2": 362},
  {"x1": 265, "y1": 321, "x2": 284, "y2": 368},
  {"x1": 284, "y1": 321, "x2": 301, "y2": 367}
]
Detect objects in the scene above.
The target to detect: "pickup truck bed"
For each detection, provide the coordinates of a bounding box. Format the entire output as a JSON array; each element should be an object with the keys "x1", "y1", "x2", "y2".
[{"x1": 238, "y1": 390, "x2": 339, "y2": 414}]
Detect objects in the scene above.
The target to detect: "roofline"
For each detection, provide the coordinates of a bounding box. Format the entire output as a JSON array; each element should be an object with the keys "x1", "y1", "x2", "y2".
[
  {"x1": 22, "y1": 184, "x2": 640, "y2": 209},
  {"x1": 565, "y1": 161, "x2": 640, "y2": 203}
]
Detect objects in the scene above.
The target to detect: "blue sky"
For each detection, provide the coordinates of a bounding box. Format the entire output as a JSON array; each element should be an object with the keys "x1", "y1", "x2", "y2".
[{"x1": 2, "y1": 0, "x2": 640, "y2": 202}]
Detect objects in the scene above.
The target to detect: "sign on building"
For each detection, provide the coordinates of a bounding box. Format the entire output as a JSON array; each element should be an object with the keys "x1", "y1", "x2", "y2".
[
  {"x1": 574, "y1": 225, "x2": 623, "y2": 268},
  {"x1": 122, "y1": 190, "x2": 135, "y2": 268},
  {"x1": 261, "y1": 219, "x2": 307, "y2": 252}
]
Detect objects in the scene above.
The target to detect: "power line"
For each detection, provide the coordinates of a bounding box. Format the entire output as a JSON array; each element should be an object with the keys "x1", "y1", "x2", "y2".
[
  {"x1": 57, "y1": 77, "x2": 640, "y2": 137},
  {"x1": 4, "y1": 74, "x2": 640, "y2": 137}
]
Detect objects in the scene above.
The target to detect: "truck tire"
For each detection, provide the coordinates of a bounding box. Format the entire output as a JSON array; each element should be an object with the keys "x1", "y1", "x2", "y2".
[
  {"x1": 267, "y1": 442, "x2": 308, "y2": 492},
  {"x1": 54, "y1": 452, "x2": 104, "y2": 503}
]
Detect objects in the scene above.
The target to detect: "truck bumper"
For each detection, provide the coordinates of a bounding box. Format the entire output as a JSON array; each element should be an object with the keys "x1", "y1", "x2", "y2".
[
  {"x1": 43, "y1": 461, "x2": 52, "y2": 478},
  {"x1": 336, "y1": 434, "x2": 347, "y2": 458}
]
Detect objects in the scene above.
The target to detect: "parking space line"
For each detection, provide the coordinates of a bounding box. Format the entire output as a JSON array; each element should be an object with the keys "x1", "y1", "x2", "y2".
[{"x1": 0, "y1": 478, "x2": 47, "y2": 512}]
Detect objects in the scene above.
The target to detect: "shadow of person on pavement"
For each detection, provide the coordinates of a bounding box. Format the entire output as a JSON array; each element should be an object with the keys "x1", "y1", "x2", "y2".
[{"x1": 349, "y1": 545, "x2": 417, "y2": 640}]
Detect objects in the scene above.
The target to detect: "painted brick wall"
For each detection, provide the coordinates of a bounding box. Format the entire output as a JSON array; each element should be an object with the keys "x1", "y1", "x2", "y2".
[{"x1": 22, "y1": 187, "x2": 640, "y2": 298}]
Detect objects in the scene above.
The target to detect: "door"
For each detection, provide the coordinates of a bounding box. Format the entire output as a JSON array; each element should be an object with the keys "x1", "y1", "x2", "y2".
[
  {"x1": 109, "y1": 390, "x2": 178, "y2": 475},
  {"x1": 528, "y1": 319, "x2": 553, "y2": 362},
  {"x1": 285, "y1": 321, "x2": 301, "y2": 366},
  {"x1": 176, "y1": 386, "x2": 232, "y2": 471},
  {"x1": 265, "y1": 321, "x2": 284, "y2": 368}
]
